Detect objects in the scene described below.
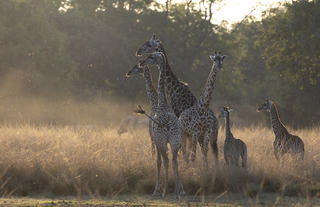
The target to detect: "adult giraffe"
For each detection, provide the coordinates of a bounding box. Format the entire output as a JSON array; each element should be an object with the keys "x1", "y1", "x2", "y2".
[
  {"x1": 179, "y1": 53, "x2": 226, "y2": 168},
  {"x1": 139, "y1": 51, "x2": 185, "y2": 199}
]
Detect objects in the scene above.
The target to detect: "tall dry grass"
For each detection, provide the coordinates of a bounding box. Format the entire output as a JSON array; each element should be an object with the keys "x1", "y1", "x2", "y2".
[{"x1": 0, "y1": 124, "x2": 319, "y2": 198}]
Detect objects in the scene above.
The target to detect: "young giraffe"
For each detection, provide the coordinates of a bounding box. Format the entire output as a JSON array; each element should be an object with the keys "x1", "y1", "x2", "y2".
[
  {"x1": 125, "y1": 64, "x2": 156, "y2": 154},
  {"x1": 136, "y1": 34, "x2": 219, "y2": 166},
  {"x1": 219, "y1": 107, "x2": 247, "y2": 168},
  {"x1": 179, "y1": 52, "x2": 226, "y2": 168},
  {"x1": 257, "y1": 100, "x2": 304, "y2": 161},
  {"x1": 139, "y1": 51, "x2": 185, "y2": 199}
]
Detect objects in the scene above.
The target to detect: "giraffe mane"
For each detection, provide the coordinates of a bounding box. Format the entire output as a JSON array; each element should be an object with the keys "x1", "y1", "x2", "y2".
[{"x1": 271, "y1": 101, "x2": 288, "y2": 132}]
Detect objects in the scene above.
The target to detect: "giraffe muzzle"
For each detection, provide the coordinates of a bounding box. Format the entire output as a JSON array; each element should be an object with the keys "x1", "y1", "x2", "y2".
[
  {"x1": 136, "y1": 50, "x2": 142, "y2": 57},
  {"x1": 125, "y1": 72, "x2": 131, "y2": 80}
]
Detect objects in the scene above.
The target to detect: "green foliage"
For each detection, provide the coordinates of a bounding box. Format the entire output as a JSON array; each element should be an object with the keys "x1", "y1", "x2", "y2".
[
  {"x1": 0, "y1": 0, "x2": 318, "y2": 126},
  {"x1": 257, "y1": 0, "x2": 320, "y2": 125}
]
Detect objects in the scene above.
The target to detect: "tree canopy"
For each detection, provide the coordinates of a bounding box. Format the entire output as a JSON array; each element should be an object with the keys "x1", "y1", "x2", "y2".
[{"x1": 0, "y1": 0, "x2": 319, "y2": 126}]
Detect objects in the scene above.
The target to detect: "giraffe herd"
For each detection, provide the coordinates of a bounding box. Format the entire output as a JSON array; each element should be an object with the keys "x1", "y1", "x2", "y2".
[{"x1": 125, "y1": 34, "x2": 305, "y2": 199}]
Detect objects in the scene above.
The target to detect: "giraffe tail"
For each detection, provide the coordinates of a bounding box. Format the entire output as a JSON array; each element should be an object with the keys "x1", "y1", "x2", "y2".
[
  {"x1": 210, "y1": 123, "x2": 219, "y2": 166},
  {"x1": 300, "y1": 150, "x2": 304, "y2": 161},
  {"x1": 242, "y1": 144, "x2": 247, "y2": 168}
]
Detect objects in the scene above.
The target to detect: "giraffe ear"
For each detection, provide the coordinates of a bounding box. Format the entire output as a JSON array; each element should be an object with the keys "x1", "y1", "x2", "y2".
[
  {"x1": 209, "y1": 55, "x2": 215, "y2": 61},
  {"x1": 222, "y1": 55, "x2": 227, "y2": 61},
  {"x1": 229, "y1": 108, "x2": 233, "y2": 113}
]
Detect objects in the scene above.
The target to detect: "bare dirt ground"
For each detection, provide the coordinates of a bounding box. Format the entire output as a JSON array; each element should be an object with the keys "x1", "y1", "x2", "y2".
[{"x1": 0, "y1": 193, "x2": 319, "y2": 207}]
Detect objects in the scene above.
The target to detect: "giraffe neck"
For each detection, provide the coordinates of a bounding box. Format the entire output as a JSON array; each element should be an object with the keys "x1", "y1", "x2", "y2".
[
  {"x1": 157, "y1": 53, "x2": 168, "y2": 110},
  {"x1": 143, "y1": 67, "x2": 158, "y2": 112},
  {"x1": 225, "y1": 113, "x2": 232, "y2": 140},
  {"x1": 159, "y1": 48, "x2": 180, "y2": 92},
  {"x1": 270, "y1": 103, "x2": 288, "y2": 138},
  {"x1": 198, "y1": 62, "x2": 219, "y2": 112},
  {"x1": 158, "y1": 45, "x2": 197, "y2": 116}
]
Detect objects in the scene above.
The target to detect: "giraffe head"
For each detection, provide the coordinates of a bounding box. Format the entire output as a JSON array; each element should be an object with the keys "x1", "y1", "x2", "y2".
[
  {"x1": 219, "y1": 106, "x2": 233, "y2": 118},
  {"x1": 257, "y1": 99, "x2": 274, "y2": 112},
  {"x1": 136, "y1": 34, "x2": 163, "y2": 56},
  {"x1": 125, "y1": 63, "x2": 144, "y2": 80},
  {"x1": 139, "y1": 51, "x2": 165, "y2": 67},
  {"x1": 209, "y1": 51, "x2": 227, "y2": 70}
]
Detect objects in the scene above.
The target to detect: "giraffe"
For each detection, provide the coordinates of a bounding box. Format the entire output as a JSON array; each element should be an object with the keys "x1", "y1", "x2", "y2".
[
  {"x1": 179, "y1": 52, "x2": 226, "y2": 168},
  {"x1": 125, "y1": 64, "x2": 157, "y2": 154},
  {"x1": 117, "y1": 115, "x2": 149, "y2": 135},
  {"x1": 136, "y1": 34, "x2": 219, "y2": 166},
  {"x1": 219, "y1": 107, "x2": 247, "y2": 168},
  {"x1": 138, "y1": 51, "x2": 185, "y2": 199},
  {"x1": 257, "y1": 100, "x2": 304, "y2": 161}
]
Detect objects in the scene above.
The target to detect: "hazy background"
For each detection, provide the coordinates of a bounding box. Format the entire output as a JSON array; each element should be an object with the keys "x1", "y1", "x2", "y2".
[{"x1": 0, "y1": 0, "x2": 319, "y2": 127}]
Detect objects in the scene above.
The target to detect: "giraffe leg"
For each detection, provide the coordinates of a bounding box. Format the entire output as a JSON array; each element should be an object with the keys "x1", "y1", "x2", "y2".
[
  {"x1": 275, "y1": 150, "x2": 284, "y2": 167},
  {"x1": 152, "y1": 146, "x2": 161, "y2": 196},
  {"x1": 205, "y1": 128, "x2": 218, "y2": 169},
  {"x1": 161, "y1": 147, "x2": 169, "y2": 198},
  {"x1": 224, "y1": 154, "x2": 229, "y2": 166},
  {"x1": 171, "y1": 146, "x2": 182, "y2": 199},
  {"x1": 300, "y1": 152, "x2": 304, "y2": 161},
  {"x1": 229, "y1": 157, "x2": 234, "y2": 166},
  {"x1": 274, "y1": 148, "x2": 280, "y2": 161},
  {"x1": 185, "y1": 134, "x2": 194, "y2": 163},
  {"x1": 199, "y1": 138, "x2": 209, "y2": 170},
  {"x1": 207, "y1": 115, "x2": 219, "y2": 167},
  {"x1": 279, "y1": 151, "x2": 286, "y2": 166},
  {"x1": 234, "y1": 156, "x2": 239, "y2": 167},
  {"x1": 149, "y1": 120, "x2": 156, "y2": 156},
  {"x1": 299, "y1": 149, "x2": 304, "y2": 161},
  {"x1": 242, "y1": 145, "x2": 247, "y2": 168},
  {"x1": 210, "y1": 128, "x2": 219, "y2": 167},
  {"x1": 190, "y1": 134, "x2": 198, "y2": 162},
  {"x1": 179, "y1": 180, "x2": 185, "y2": 196},
  {"x1": 181, "y1": 133, "x2": 189, "y2": 163},
  {"x1": 151, "y1": 143, "x2": 155, "y2": 155}
]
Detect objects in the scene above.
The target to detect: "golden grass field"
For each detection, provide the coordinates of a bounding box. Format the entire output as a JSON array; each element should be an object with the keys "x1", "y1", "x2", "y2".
[{"x1": 0, "y1": 121, "x2": 319, "y2": 206}]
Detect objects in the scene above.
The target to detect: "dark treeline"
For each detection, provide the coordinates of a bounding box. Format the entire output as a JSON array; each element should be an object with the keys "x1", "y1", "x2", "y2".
[{"x1": 0, "y1": 0, "x2": 319, "y2": 126}]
